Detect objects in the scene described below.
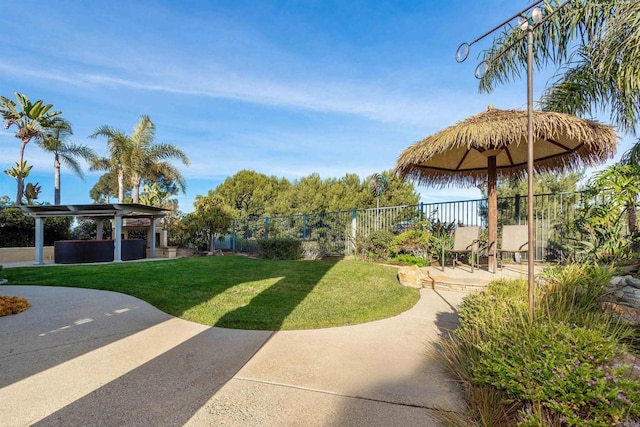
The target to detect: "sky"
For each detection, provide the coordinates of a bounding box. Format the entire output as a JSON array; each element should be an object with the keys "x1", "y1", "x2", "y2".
[{"x1": 0, "y1": 0, "x2": 634, "y2": 213}]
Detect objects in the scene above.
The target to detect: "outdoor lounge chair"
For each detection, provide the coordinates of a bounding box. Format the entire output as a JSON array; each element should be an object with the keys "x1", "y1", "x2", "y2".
[
  {"x1": 443, "y1": 226, "x2": 480, "y2": 272},
  {"x1": 498, "y1": 224, "x2": 529, "y2": 270}
]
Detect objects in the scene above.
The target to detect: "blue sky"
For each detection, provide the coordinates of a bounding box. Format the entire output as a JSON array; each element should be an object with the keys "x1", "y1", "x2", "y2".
[{"x1": 0, "y1": 1, "x2": 633, "y2": 213}]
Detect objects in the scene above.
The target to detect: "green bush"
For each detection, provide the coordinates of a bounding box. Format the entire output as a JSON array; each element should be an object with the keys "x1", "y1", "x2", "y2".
[
  {"x1": 257, "y1": 238, "x2": 302, "y2": 260},
  {"x1": 438, "y1": 265, "x2": 640, "y2": 426},
  {"x1": 388, "y1": 254, "x2": 428, "y2": 267},
  {"x1": 358, "y1": 229, "x2": 394, "y2": 260},
  {"x1": 234, "y1": 238, "x2": 259, "y2": 253},
  {"x1": 391, "y1": 229, "x2": 430, "y2": 259},
  {"x1": 475, "y1": 319, "x2": 639, "y2": 426},
  {"x1": 0, "y1": 207, "x2": 72, "y2": 247},
  {"x1": 301, "y1": 241, "x2": 325, "y2": 260}
]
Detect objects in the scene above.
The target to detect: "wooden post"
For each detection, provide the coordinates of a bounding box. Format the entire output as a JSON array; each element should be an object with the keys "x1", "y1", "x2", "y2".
[{"x1": 488, "y1": 156, "x2": 497, "y2": 273}]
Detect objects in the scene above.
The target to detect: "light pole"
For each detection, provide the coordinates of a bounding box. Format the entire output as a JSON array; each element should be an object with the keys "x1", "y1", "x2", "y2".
[{"x1": 455, "y1": 0, "x2": 571, "y2": 320}]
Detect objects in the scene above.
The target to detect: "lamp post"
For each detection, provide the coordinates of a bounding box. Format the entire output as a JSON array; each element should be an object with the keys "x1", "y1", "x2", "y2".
[{"x1": 455, "y1": 0, "x2": 571, "y2": 320}]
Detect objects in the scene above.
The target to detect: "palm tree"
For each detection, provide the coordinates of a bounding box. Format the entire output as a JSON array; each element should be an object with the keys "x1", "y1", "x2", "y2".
[
  {"x1": 479, "y1": 0, "x2": 640, "y2": 135},
  {"x1": 126, "y1": 116, "x2": 189, "y2": 203},
  {"x1": 369, "y1": 172, "x2": 390, "y2": 230},
  {"x1": 0, "y1": 92, "x2": 61, "y2": 205},
  {"x1": 91, "y1": 116, "x2": 189, "y2": 203},
  {"x1": 90, "y1": 125, "x2": 131, "y2": 203},
  {"x1": 39, "y1": 118, "x2": 97, "y2": 204}
]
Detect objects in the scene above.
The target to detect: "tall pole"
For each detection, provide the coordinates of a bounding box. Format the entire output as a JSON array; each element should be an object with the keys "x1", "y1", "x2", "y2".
[{"x1": 526, "y1": 25, "x2": 535, "y2": 321}]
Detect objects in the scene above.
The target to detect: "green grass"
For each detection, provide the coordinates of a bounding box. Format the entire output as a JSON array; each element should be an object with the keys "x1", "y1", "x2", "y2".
[{"x1": 3, "y1": 256, "x2": 419, "y2": 330}]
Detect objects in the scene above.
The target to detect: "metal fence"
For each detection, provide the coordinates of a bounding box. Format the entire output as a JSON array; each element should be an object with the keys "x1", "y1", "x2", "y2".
[{"x1": 231, "y1": 192, "x2": 587, "y2": 261}]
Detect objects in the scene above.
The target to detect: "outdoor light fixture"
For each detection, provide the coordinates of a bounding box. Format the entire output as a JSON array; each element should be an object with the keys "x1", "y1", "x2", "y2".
[{"x1": 456, "y1": 0, "x2": 573, "y2": 320}]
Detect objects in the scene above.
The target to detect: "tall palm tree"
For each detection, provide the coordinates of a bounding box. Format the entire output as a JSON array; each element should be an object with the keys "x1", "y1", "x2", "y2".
[
  {"x1": 91, "y1": 116, "x2": 189, "y2": 203},
  {"x1": 90, "y1": 126, "x2": 131, "y2": 203},
  {"x1": 39, "y1": 118, "x2": 97, "y2": 204},
  {"x1": 0, "y1": 92, "x2": 61, "y2": 205},
  {"x1": 126, "y1": 116, "x2": 189, "y2": 203}
]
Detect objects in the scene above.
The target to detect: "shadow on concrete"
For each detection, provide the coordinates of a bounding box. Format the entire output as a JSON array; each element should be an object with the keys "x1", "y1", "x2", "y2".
[
  {"x1": 329, "y1": 290, "x2": 468, "y2": 426},
  {"x1": 33, "y1": 327, "x2": 271, "y2": 426},
  {"x1": 1, "y1": 255, "x2": 339, "y2": 421},
  {"x1": 0, "y1": 286, "x2": 172, "y2": 389},
  {"x1": 433, "y1": 289, "x2": 461, "y2": 336}
]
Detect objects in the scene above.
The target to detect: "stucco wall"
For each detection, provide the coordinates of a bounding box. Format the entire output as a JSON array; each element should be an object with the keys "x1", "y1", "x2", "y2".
[{"x1": 0, "y1": 246, "x2": 55, "y2": 263}]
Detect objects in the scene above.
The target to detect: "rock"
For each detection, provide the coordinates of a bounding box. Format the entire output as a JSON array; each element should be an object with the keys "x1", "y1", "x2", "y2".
[
  {"x1": 616, "y1": 264, "x2": 640, "y2": 275},
  {"x1": 609, "y1": 276, "x2": 625, "y2": 287},
  {"x1": 397, "y1": 265, "x2": 426, "y2": 288},
  {"x1": 602, "y1": 302, "x2": 640, "y2": 326},
  {"x1": 626, "y1": 276, "x2": 640, "y2": 289},
  {"x1": 610, "y1": 352, "x2": 640, "y2": 380}
]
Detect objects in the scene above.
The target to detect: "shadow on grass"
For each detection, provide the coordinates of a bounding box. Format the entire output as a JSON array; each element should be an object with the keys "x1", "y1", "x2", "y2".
[
  {"x1": 4, "y1": 256, "x2": 340, "y2": 331},
  {"x1": 214, "y1": 258, "x2": 339, "y2": 330}
]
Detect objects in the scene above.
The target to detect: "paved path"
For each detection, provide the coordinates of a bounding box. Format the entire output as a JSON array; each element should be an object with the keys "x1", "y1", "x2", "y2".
[{"x1": 0, "y1": 285, "x2": 466, "y2": 426}]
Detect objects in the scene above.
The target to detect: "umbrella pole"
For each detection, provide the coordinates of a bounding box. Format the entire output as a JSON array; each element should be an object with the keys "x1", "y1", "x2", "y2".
[{"x1": 488, "y1": 156, "x2": 497, "y2": 273}]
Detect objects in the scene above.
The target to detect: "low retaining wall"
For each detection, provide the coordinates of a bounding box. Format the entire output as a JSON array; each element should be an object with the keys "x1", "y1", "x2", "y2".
[{"x1": 0, "y1": 246, "x2": 55, "y2": 263}]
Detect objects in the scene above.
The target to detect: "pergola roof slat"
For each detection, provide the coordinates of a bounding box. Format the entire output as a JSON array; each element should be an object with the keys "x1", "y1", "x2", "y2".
[{"x1": 20, "y1": 203, "x2": 167, "y2": 218}]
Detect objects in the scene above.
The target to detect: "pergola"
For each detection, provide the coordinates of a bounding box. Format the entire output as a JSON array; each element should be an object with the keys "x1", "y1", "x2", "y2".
[{"x1": 20, "y1": 204, "x2": 167, "y2": 265}]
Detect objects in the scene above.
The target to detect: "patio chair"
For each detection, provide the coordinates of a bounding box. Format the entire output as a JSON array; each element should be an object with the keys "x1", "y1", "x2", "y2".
[
  {"x1": 498, "y1": 225, "x2": 528, "y2": 270},
  {"x1": 442, "y1": 226, "x2": 480, "y2": 272}
]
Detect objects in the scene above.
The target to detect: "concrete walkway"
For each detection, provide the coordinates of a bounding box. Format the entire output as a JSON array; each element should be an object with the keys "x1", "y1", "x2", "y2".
[{"x1": 0, "y1": 285, "x2": 467, "y2": 426}]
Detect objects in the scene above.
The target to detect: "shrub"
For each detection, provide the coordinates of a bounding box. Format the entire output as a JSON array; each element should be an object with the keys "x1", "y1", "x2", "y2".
[
  {"x1": 257, "y1": 238, "x2": 302, "y2": 260},
  {"x1": 301, "y1": 241, "x2": 325, "y2": 260},
  {"x1": 0, "y1": 207, "x2": 72, "y2": 247},
  {"x1": 388, "y1": 254, "x2": 428, "y2": 267},
  {"x1": 391, "y1": 229, "x2": 430, "y2": 259},
  {"x1": 234, "y1": 238, "x2": 259, "y2": 253},
  {"x1": 358, "y1": 229, "x2": 394, "y2": 260},
  {"x1": 438, "y1": 265, "x2": 640, "y2": 426},
  {"x1": 475, "y1": 320, "x2": 639, "y2": 426},
  {"x1": 0, "y1": 295, "x2": 31, "y2": 316}
]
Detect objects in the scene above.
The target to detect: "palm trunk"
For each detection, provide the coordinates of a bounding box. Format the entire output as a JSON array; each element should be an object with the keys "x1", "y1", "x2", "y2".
[
  {"x1": 117, "y1": 169, "x2": 125, "y2": 203},
  {"x1": 54, "y1": 153, "x2": 61, "y2": 205},
  {"x1": 132, "y1": 174, "x2": 141, "y2": 203},
  {"x1": 15, "y1": 140, "x2": 28, "y2": 206}
]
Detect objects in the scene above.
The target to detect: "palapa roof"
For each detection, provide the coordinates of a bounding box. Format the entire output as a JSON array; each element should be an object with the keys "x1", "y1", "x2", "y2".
[{"x1": 394, "y1": 107, "x2": 618, "y2": 187}]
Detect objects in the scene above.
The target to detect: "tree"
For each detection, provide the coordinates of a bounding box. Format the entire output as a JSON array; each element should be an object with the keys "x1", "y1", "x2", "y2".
[
  {"x1": 491, "y1": 170, "x2": 584, "y2": 198},
  {"x1": 90, "y1": 172, "x2": 122, "y2": 203},
  {"x1": 92, "y1": 116, "x2": 189, "y2": 203},
  {"x1": 370, "y1": 172, "x2": 390, "y2": 209},
  {"x1": 23, "y1": 182, "x2": 41, "y2": 205},
  {"x1": 480, "y1": 0, "x2": 640, "y2": 135},
  {"x1": 214, "y1": 170, "x2": 284, "y2": 218},
  {"x1": 90, "y1": 127, "x2": 129, "y2": 202},
  {"x1": 188, "y1": 192, "x2": 235, "y2": 251},
  {"x1": 0, "y1": 92, "x2": 61, "y2": 205},
  {"x1": 139, "y1": 181, "x2": 178, "y2": 211},
  {"x1": 39, "y1": 118, "x2": 97, "y2": 204}
]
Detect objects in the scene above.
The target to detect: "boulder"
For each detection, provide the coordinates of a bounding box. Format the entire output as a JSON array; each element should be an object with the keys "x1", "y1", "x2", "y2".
[
  {"x1": 609, "y1": 276, "x2": 626, "y2": 287},
  {"x1": 397, "y1": 265, "x2": 426, "y2": 288},
  {"x1": 626, "y1": 276, "x2": 640, "y2": 289}
]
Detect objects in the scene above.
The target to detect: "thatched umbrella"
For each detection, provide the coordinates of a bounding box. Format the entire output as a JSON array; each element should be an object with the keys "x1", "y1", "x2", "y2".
[{"x1": 395, "y1": 106, "x2": 617, "y2": 272}]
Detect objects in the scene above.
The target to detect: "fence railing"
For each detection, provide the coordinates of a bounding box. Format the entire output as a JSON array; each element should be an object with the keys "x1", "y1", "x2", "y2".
[{"x1": 231, "y1": 192, "x2": 588, "y2": 261}]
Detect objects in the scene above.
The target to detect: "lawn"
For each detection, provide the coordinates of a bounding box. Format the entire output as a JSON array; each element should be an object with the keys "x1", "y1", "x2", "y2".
[{"x1": 2, "y1": 256, "x2": 419, "y2": 330}]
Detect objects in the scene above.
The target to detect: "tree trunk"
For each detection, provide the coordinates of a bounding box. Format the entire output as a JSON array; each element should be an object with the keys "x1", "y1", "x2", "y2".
[
  {"x1": 117, "y1": 169, "x2": 125, "y2": 203},
  {"x1": 132, "y1": 174, "x2": 141, "y2": 203},
  {"x1": 15, "y1": 140, "x2": 28, "y2": 206},
  {"x1": 54, "y1": 153, "x2": 61, "y2": 205}
]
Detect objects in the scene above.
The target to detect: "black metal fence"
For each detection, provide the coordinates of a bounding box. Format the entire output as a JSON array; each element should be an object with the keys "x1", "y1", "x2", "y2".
[{"x1": 231, "y1": 192, "x2": 587, "y2": 261}]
